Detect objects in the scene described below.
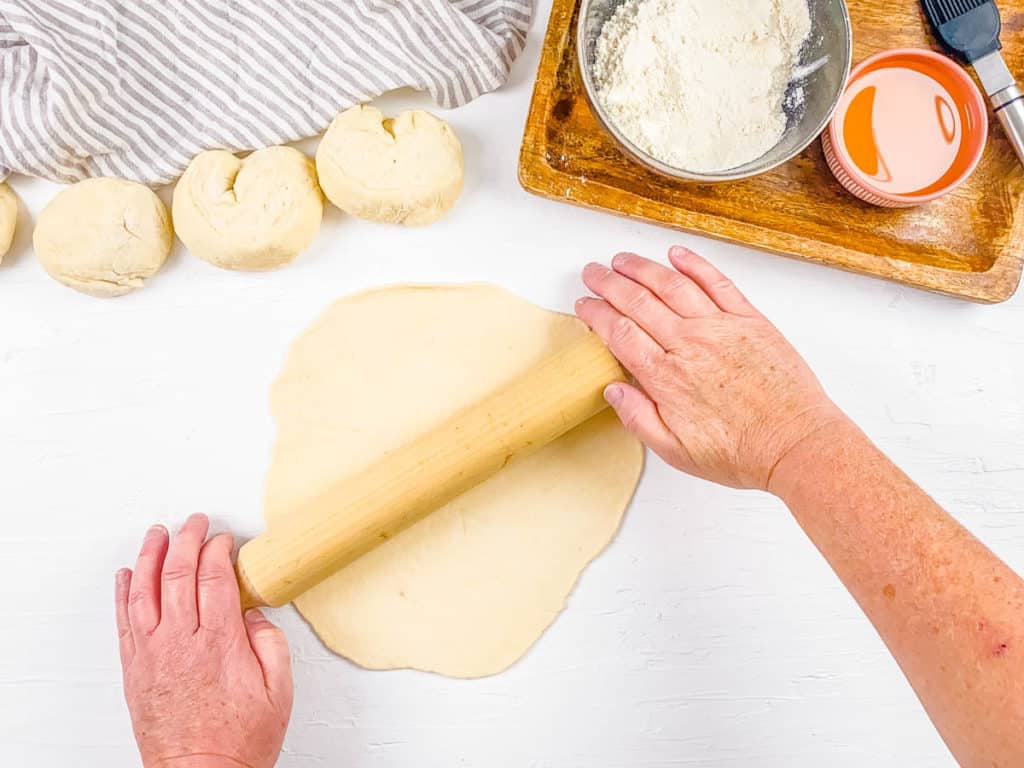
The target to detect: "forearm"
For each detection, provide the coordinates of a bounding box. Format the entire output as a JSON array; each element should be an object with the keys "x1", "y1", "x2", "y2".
[{"x1": 770, "y1": 418, "x2": 1024, "y2": 767}]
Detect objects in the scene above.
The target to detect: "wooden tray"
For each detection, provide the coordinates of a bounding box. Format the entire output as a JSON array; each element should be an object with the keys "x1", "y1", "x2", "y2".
[{"x1": 518, "y1": 0, "x2": 1024, "y2": 302}]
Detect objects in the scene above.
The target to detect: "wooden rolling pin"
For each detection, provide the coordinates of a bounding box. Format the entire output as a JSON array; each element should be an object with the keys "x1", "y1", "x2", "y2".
[{"x1": 236, "y1": 331, "x2": 625, "y2": 609}]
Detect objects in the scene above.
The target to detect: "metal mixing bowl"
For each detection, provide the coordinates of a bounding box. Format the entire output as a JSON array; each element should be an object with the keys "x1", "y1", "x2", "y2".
[{"x1": 577, "y1": 0, "x2": 853, "y2": 182}]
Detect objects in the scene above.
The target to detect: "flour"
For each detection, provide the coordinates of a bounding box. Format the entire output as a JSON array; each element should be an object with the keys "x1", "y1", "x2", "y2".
[{"x1": 593, "y1": 0, "x2": 812, "y2": 173}]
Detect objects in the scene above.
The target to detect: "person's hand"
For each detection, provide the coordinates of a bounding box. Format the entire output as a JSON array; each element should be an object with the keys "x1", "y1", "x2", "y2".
[
  {"x1": 115, "y1": 514, "x2": 293, "y2": 768},
  {"x1": 576, "y1": 246, "x2": 848, "y2": 492}
]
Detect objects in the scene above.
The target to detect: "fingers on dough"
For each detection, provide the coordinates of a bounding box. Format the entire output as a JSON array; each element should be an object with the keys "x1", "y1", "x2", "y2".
[
  {"x1": 33, "y1": 177, "x2": 173, "y2": 298},
  {"x1": 316, "y1": 104, "x2": 464, "y2": 226},
  {"x1": 0, "y1": 183, "x2": 17, "y2": 263},
  {"x1": 173, "y1": 146, "x2": 324, "y2": 271}
]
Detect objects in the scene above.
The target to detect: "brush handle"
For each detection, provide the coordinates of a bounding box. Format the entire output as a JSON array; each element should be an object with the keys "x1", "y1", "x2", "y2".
[{"x1": 992, "y1": 85, "x2": 1024, "y2": 166}]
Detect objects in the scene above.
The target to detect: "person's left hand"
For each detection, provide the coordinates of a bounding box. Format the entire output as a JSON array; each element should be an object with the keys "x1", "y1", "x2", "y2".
[{"x1": 115, "y1": 514, "x2": 293, "y2": 768}]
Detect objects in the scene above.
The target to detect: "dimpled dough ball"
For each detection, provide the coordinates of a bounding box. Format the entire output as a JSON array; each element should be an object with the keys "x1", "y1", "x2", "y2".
[
  {"x1": 0, "y1": 183, "x2": 16, "y2": 262},
  {"x1": 316, "y1": 105, "x2": 464, "y2": 226},
  {"x1": 33, "y1": 178, "x2": 172, "y2": 298},
  {"x1": 173, "y1": 146, "x2": 323, "y2": 271}
]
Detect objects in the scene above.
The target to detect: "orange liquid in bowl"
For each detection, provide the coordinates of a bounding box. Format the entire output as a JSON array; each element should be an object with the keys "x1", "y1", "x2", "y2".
[{"x1": 837, "y1": 55, "x2": 983, "y2": 199}]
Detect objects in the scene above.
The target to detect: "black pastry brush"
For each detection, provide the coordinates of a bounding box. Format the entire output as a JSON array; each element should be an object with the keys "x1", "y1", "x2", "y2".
[{"x1": 922, "y1": 0, "x2": 1024, "y2": 164}]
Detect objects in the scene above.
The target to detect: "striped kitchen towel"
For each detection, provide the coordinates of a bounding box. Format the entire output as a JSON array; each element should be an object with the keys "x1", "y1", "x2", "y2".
[{"x1": 0, "y1": 0, "x2": 533, "y2": 186}]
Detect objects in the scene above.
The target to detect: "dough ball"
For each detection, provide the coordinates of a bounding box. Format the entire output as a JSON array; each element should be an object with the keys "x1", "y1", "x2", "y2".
[
  {"x1": 173, "y1": 146, "x2": 323, "y2": 271},
  {"x1": 33, "y1": 178, "x2": 172, "y2": 298},
  {"x1": 0, "y1": 183, "x2": 16, "y2": 263},
  {"x1": 316, "y1": 105, "x2": 464, "y2": 226}
]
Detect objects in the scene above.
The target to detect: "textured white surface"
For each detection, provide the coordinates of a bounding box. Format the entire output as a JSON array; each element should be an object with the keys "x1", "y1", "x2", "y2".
[{"x1": 1, "y1": 2, "x2": 1022, "y2": 765}]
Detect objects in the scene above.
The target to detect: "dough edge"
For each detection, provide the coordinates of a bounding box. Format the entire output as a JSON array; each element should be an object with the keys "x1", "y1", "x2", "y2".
[
  {"x1": 0, "y1": 183, "x2": 17, "y2": 262},
  {"x1": 305, "y1": 419, "x2": 643, "y2": 678},
  {"x1": 267, "y1": 283, "x2": 644, "y2": 678}
]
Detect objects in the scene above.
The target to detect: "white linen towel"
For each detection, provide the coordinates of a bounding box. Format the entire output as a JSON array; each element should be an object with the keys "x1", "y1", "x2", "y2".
[{"x1": 0, "y1": 0, "x2": 532, "y2": 185}]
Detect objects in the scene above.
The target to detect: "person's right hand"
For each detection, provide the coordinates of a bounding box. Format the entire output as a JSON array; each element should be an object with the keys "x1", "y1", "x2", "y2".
[
  {"x1": 576, "y1": 246, "x2": 849, "y2": 492},
  {"x1": 116, "y1": 514, "x2": 293, "y2": 768}
]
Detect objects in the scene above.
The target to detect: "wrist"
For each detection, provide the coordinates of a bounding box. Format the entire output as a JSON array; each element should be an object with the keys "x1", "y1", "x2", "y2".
[
  {"x1": 766, "y1": 410, "x2": 860, "y2": 500},
  {"x1": 150, "y1": 755, "x2": 253, "y2": 768}
]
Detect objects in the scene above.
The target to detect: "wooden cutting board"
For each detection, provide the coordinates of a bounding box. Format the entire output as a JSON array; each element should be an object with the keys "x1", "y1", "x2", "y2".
[{"x1": 518, "y1": 0, "x2": 1024, "y2": 303}]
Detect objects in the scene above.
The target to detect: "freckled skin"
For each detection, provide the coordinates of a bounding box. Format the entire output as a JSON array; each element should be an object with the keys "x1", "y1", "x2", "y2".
[
  {"x1": 772, "y1": 423, "x2": 1024, "y2": 767},
  {"x1": 578, "y1": 247, "x2": 1024, "y2": 768}
]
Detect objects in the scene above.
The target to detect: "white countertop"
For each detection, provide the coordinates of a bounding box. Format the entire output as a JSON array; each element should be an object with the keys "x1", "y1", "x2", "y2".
[{"x1": 2, "y1": 3, "x2": 1022, "y2": 765}]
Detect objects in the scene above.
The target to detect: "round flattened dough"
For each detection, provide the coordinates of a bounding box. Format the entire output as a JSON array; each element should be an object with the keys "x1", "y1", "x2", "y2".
[
  {"x1": 264, "y1": 284, "x2": 643, "y2": 678},
  {"x1": 33, "y1": 178, "x2": 172, "y2": 297},
  {"x1": 173, "y1": 146, "x2": 323, "y2": 271},
  {"x1": 0, "y1": 183, "x2": 17, "y2": 262},
  {"x1": 315, "y1": 105, "x2": 464, "y2": 226}
]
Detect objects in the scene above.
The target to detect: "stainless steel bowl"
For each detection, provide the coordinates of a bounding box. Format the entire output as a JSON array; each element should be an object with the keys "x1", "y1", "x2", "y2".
[{"x1": 577, "y1": 0, "x2": 853, "y2": 182}]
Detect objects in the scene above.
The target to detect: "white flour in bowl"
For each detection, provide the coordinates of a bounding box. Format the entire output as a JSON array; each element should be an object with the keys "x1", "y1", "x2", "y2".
[{"x1": 592, "y1": 0, "x2": 811, "y2": 173}]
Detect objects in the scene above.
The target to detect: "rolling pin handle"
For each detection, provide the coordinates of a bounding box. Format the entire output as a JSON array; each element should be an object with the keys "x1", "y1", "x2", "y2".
[
  {"x1": 236, "y1": 331, "x2": 623, "y2": 608},
  {"x1": 236, "y1": 560, "x2": 269, "y2": 612}
]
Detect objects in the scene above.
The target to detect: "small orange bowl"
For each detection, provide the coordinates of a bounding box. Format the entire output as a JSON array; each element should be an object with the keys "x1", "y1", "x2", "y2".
[{"x1": 823, "y1": 48, "x2": 988, "y2": 207}]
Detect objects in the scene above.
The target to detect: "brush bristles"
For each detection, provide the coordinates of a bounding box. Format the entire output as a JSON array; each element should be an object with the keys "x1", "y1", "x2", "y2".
[{"x1": 929, "y1": 0, "x2": 990, "y2": 24}]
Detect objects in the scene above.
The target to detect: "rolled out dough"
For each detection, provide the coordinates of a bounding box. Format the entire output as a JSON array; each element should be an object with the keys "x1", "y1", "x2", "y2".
[{"x1": 264, "y1": 284, "x2": 643, "y2": 678}]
